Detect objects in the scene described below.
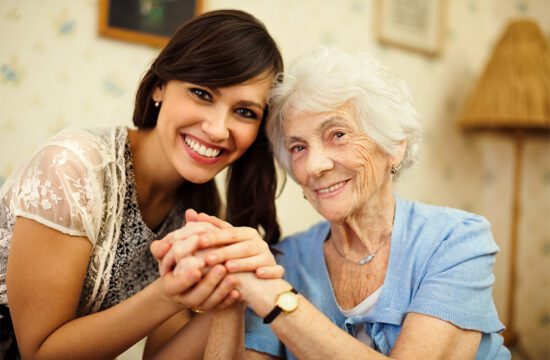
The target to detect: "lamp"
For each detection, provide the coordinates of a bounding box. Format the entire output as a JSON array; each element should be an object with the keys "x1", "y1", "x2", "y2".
[{"x1": 458, "y1": 18, "x2": 550, "y2": 357}]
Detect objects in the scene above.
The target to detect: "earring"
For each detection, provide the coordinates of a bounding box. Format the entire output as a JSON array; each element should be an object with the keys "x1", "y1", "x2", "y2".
[
  {"x1": 390, "y1": 165, "x2": 398, "y2": 175},
  {"x1": 154, "y1": 101, "x2": 160, "y2": 108},
  {"x1": 302, "y1": 192, "x2": 307, "y2": 199}
]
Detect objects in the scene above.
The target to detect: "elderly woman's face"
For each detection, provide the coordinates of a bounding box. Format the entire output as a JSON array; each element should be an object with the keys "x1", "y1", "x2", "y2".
[{"x1": 284, "y1": 104, "x2": 393, "y2": 222}]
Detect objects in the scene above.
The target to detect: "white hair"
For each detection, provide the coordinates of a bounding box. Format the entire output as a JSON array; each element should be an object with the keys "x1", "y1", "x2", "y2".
[{"x1": 267, "y1": 47, "x2": 421, "y2": 179}]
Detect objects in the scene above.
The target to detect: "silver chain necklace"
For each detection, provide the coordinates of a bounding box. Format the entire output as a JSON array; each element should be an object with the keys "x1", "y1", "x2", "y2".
[{"x1": 329, "y1": 235, "x2": 390, "y2": 265}]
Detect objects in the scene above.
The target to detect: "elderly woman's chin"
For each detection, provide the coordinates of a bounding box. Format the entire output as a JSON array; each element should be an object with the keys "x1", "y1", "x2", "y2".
[{"x1": 307, "y1": 190, "x2": 361, "y2": 223}]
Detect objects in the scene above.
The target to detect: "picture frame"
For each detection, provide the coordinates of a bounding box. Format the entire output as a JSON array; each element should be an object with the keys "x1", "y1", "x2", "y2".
[
  {"x1": 375, "y1": 0, "x2": 447, "y2": 57},
  {"x1": 98, "y1": 0, "x2": 204, "y2": 47}
]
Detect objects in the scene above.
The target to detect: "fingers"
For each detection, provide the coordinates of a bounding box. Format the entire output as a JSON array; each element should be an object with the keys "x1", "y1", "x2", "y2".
[
  {"x1": 224, "y1": 254, "x2": 273, "y2": 273},
  {"x1": 185, "y1": 209, "x2": 199, "y2": 223},
  {"x1": 255, "y1": 265, "x2": 285, "y2": 279},
  {"x1": 174, "y1": 264, "x2": 228, "y2": 308},
  {"x1": 197, "y1": 274, "x2": 239, "y2": 310},
  {"x1": 217, "y1": 290, "x2": 241, "y2": 309},
  {"x1": 171, "y1": 222, "x2": 218, "y2": 241},
  {"x1": 160, "y1": 235, "x2": 201, "y2": 276},
  {"x1": 196, "y1": 213, "x2": 233, "y2": 229},
  {"x1": 199, "y1": 227, "x2": 259, "y2": 248},
  {"x1": 150, "y1": 239, "x2": 172, "y2": 262},
  {"x1": 163, "y1": 257, "x2": 205, "y2": 296},
  {"x1": 204, "y1": 241, "x2": 269, "y2": 268},
  {"x1": 159, "y1": 222, "x2": 220, "y2": 275}
]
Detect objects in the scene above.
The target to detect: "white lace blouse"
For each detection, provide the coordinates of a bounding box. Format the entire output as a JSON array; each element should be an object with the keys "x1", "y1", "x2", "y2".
[{"x1": 0, "y1": 127, "x2": 184, "y2": 315}]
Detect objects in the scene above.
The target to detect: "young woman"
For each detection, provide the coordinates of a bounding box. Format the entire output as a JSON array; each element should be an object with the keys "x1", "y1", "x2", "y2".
[{"x1": 0, "y1": 10, "x2": 283, "y2": 359}]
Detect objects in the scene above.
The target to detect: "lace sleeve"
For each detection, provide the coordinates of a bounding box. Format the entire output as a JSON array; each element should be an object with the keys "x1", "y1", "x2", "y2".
[{"x1": 12, "y1": 143, "x2": 104, "y2": 244}]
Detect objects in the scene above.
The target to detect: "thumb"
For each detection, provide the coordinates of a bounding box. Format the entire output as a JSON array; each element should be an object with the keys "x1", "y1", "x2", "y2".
[
  {"x1": 185, "y1": 208, "x2": 199, "y2": 223},
  {"x1": 150, "y1": 239, "x2": 172, "y2": 261}
]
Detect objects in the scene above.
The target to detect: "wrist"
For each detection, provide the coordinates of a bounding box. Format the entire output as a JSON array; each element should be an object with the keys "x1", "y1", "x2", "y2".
[
  {"x1": 153, "y1": 278, "x2": 187, "y2": 313},
  {"x1": 239, "y1": 279, "x2": 292, "y2": 318}
]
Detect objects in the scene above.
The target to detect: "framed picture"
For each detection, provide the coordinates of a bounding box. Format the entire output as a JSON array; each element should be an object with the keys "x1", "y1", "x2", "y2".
[
  {"x1": 98, "y1": 0, "x2": 204, "y2": 47},
  {"x1": 375, "y1": 0, "x2": 447, "y2": 57}
]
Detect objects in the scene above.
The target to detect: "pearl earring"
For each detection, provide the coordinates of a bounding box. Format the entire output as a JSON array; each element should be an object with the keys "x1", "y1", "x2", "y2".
[{"x1": 154, "y1": 101, "x2": 160, "y2": 108}]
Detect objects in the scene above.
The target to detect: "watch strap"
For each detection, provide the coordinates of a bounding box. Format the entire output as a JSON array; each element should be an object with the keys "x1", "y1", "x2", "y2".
[{"x1": 262, "y1": 288, "x2": 298, "y2": 324}]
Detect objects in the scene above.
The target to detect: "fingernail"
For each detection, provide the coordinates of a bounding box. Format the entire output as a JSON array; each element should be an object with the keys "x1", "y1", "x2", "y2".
[
  {"x1": 215, "y1": 266, "x2": 226, "y2": 276},
  {"x1": 256, "y1": 268, "x2": 266, "y2": 275},
  {"x1": 207, "y1": 254, "x2": 217, "y2": 263},
  {"x1": 190, "y1": 271, "x2": 201, "y2": 281}
]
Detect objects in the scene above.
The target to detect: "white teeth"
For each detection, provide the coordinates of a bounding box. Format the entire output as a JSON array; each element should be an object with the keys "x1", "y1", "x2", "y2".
[
  {"x1": 318, "y1": 181, "x2": 346, "y2": 194},
  {"x1": 184, "y1": 136, "x2": 221, "y2": 158}
]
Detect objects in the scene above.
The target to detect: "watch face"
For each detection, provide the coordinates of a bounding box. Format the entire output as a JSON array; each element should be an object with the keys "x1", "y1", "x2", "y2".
[{"x1": 277, "y1": 292, "x2": 298, "y2": 312}]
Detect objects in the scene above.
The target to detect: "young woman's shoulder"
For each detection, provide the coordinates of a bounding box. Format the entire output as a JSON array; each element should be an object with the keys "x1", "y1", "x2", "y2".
[
  {"x1": 3, "y1": 126, "x2": 127, "y2": 241},
  {"x1": 42, "y1": 126, "x2": 127, "y2": 168}
]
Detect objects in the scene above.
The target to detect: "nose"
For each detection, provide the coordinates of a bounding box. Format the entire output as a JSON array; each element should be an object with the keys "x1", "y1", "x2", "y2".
[
  {"x1": 305, "y1": 145, "x2": 334, "y2": 177},
  {"x1": 201, "y1": 110, "x2": 230, "y2": 142}
]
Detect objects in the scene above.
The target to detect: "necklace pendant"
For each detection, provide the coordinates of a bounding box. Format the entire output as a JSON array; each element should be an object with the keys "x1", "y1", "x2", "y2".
[{"x1": 358, "y1": 254, "x2": 375, "y2": 265}]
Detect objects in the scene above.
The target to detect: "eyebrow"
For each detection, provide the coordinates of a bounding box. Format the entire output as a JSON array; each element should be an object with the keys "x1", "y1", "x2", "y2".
[
  {"x1": 208, "y1": 87, "x2": 266, "y2": 110},
  {"x1": 236, "y1": 100, "x2": 266, "y2": 110},
  {"x1": 285, "y1": 115, "x2": 346, "y2": 145}
]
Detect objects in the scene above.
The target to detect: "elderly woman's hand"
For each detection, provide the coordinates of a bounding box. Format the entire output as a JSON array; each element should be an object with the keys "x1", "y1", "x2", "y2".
[
  {"x1": 149, "y1": 209, "x2": 284, "y2": 312},
  {"x1": 191, "y1": 212, "x2": 284, "y2": 279},
  {"x1": 152, "y1": 217, "x2": 219, "y2": 276},
  {"x1": 152, "y1": 209, "x2": 284, "y2": 279}
]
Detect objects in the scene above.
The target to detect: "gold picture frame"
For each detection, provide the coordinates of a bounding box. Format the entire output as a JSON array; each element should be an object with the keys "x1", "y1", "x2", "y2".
[
  {"x1": 98, "y1": 0, "x2": 203, "y2": 47},
  {"x1": 375, "y1": 0, "x2": 447, "y2": 57}
]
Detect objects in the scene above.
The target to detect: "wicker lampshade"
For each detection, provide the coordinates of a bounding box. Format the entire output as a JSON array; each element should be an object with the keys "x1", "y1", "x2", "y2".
[{"x1": 459, "y1": 19, "x2": 550, "y2": 131}]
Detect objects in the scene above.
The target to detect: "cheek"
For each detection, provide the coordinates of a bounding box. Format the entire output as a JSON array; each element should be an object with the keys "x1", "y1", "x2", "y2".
[
  {"x1": 291, "y1": 160, "x2": 308, "y2": 186},
  {"x1": 349, "y1": 144, "x2": 386, "y2": 194},
  {"x1": 234, "y1": 124, "x2": 261, "y2": 153}
]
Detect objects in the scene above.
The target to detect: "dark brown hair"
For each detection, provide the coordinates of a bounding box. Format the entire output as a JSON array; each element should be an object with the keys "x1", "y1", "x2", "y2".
[{"x1": 133, "y1": 10, "x2": 283, "y2": 244}]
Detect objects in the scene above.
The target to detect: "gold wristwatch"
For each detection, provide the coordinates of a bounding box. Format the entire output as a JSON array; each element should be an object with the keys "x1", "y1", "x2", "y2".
[{"x1": 263, "y1": 288, "x2": 299, "y2": 324}]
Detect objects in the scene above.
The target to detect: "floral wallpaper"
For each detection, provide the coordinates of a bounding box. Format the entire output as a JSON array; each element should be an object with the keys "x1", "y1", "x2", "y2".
[{"x1": 1, "y1": 0, "x2": 548, "y2": 359}]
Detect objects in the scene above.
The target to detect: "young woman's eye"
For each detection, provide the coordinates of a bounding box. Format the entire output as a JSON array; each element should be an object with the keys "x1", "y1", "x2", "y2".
[
  {"x1": 236, "y1": 108, "x2": 258, "y2": 119},
  {"x1": 190, "y1": 88, "x2": 213, "y2": 102}
]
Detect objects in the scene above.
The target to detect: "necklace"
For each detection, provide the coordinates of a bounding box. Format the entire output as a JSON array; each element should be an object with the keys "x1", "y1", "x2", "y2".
[{"x1": 329, "y1": 234, "x2": 390, "y2": 265}]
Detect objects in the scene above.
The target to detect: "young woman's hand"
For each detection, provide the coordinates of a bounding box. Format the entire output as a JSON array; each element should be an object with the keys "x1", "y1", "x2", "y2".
[
  {"x1": 160, "y1": 257, "x2": 240, "y2": 311},
  {"x1": 191, "y1": 212, "x2": 284, "y2": 279},
  {"x1": 150, "y1": 210, "x2": 217, "y2": 276},
  {"x1": 152, "y1": 210, "x2": 284, "y2": 280}
]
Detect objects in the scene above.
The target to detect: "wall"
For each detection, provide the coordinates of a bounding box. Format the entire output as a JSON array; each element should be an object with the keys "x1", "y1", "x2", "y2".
[{"x1": 1, "y1": 0, "x2": 548, "y2": 358}]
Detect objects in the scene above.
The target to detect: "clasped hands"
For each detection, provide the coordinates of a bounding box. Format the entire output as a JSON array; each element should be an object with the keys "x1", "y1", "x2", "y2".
[{"x1": 150, "y1": 209, "x2": 284, "y2": 312}]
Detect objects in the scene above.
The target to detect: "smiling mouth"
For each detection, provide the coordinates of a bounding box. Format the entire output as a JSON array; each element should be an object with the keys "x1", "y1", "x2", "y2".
[
  {"x1": 317, "y1": 180, "x2": 347, "y2": 194},
  {"x1": 183, "y1": 135, "x2": 223, "y2": 158}
]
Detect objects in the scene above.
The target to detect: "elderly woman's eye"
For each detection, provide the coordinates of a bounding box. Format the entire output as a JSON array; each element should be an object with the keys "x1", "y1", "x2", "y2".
[
  {"x1": 290, "y1": 145, "x2": 305, "y2": 153},
  {"x1": 334, "y1": 131, "x2": 346, "y2": 138}
]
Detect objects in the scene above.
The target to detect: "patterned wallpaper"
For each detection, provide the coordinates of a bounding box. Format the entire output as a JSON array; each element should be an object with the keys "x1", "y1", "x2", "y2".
[{"x1": 1, "y1": 0, "x2": 549, "y2": 358}]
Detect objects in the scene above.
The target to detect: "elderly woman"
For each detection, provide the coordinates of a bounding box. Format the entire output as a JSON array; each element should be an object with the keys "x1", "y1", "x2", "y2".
[{"x1": 154, "y1": 47, "x2": 510, "y2": 359}]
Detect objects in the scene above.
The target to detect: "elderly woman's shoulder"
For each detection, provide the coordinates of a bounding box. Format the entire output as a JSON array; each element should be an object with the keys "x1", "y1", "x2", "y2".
[
  {"x1": 397, "y1": 198, "x2": 499, "y2": 261},
  {"x1": 401, "y1": 198, "x2": 495, "y2": 246},
  {"x1": 403, "y1": 198, "x2": 489, "y2": 226}
]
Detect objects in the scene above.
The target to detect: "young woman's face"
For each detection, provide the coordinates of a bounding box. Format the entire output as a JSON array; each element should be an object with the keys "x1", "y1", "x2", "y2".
[
  {"x1": 284, "y1": 104, "x2": 394, "y2": 222},
  {"x1": 153, "y1": 74, "x2": 273, "y2": 184}
]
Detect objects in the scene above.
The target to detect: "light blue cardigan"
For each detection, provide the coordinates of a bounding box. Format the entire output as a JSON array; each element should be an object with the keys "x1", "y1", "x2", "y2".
[{"x1": 245, "y1": 196, "x2": 510, "y2": 359}]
